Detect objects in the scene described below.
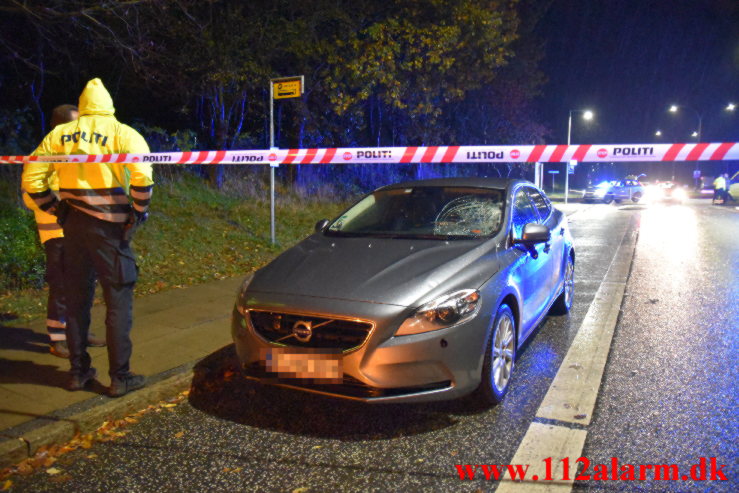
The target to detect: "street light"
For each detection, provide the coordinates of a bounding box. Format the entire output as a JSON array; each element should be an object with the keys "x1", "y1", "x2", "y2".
[
  {"x1": 566, "y1": 109, "x2": 594, "y2": 204},
  {"x1": 668, "y1": 104, "x2": 702, "y2": 142},
  {"x1": 655, "y1": 130, "x2": 662, "y2": 137},
  {"x1": 727, "y1": 102, "x2": 736, "y2": 111}
]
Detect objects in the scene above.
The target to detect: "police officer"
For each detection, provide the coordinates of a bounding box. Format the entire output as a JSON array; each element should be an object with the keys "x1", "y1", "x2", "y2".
[
  {"x1": 22, "y1": 78, "x2": 154, "y2": 397},
  {"x1": 712, "y1": 174, "x2": 726, "y2": 204},
  {"x1": 22, "y1": 104, "x2": 105, "y2": 358}
]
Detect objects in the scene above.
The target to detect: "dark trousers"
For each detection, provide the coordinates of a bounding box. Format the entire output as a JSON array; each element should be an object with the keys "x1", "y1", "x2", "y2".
[
  {"x1": 44, "y1": 238, "x2": 66, "y2": 341},
  {"x1": 62, "y1": 207, "x2": 138, "y2": 379}
]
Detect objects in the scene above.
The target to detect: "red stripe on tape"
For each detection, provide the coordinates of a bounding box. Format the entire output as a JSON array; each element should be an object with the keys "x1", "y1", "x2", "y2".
[
  {"x1": 550, "y1": 145, "x2": 568, "y2": 162},
  {"x1": 662, "y1": 143, "x2": 685, "y2": 161},
  {"x1": 86, "y1": 155, "x2": 97, "y2": 163},
  {"x1": 301, "y1": 148, "x2": 318, "y2": 164},
  {"x1": 420, "y1": 146, "x2": 438, "y2": 163},
  {"x1": 101, "y1": 154, "x2": 112, "y2": 163},
  {"x1": 212, "y1": 150, "x2": 226, "y2": 164},
  {"x1": 283, "y1": 149, "x2": 299, "y2": 164},
  {"x1": 181, "y1": 151, "x2": 192, "y2": 163},
  {"x1": 441, "y1": 146, "x2": 460, "y2": 163},
  {"x1": 572, "y1": 144, "x2": 591, "y2": 162},
  {"x1": 527, "y1": 145, "x2": 546, "y2": 163},
  {"x1": 710, "y1": 142, "x2": 735, "y2": 161},
  {"x1": 400, "y1": 147, "x2": 418, "y2": 163},
  {"x1": 193, "y1": 151, "x2": 209, "y2": 164},
  {"x1": 115, "y1": 153, "x2": 127, "y2": 163},
  {"x1": 320, "y1": 148, "x2": 337, "y2": 164},
  {"x1": 686, "y1": 143, "x2": 709, "y2": 161}
]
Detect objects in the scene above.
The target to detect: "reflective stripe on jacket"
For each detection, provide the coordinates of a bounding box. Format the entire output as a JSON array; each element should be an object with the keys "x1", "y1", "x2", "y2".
[{"x1": 22, "y1": 78, "x2": 153, "y2": 223}]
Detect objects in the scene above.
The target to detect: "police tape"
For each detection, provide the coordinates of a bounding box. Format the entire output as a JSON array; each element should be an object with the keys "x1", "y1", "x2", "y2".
[{"x1": 1, "y1": 142, "x2": 737, "y2": 165}]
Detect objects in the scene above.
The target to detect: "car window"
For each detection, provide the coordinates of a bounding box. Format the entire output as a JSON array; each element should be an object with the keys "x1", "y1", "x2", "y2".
[
  {"x1": 526, "y1": 187, "x2": 551, "y2": 221},
  {"x1": 327, "y1": 186, "x2": 505, "y2": 239},
  {"x1": 512, "y1": 188, "x2": 539, "y2": 238}
]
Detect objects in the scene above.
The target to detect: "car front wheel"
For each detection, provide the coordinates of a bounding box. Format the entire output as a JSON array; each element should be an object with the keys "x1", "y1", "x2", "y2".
[
  {"x1": 551, "y1": 254, "x2": 575, "y2": 314},
  {"x1": 474, "y1": 304, "x2": 516, "y2": 406},
  {"x1": 631, "y1": 192, "x2": 642, "y2": 203}
]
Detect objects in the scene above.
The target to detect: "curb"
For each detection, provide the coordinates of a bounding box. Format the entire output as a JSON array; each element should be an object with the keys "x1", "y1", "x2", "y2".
[{"x1": 0, "y1": 361, "x2": 196, "y2": 469}]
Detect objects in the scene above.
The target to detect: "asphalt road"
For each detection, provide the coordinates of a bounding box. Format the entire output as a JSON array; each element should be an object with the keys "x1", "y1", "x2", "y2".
[{"x1": 7, "y1": 200, "x2": 737, "y2": 492}]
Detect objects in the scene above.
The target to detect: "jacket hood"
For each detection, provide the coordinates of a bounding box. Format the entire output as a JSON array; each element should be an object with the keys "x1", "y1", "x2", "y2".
[{"x1": 78, "y1": 78, "x2": 115, "y2": 116}]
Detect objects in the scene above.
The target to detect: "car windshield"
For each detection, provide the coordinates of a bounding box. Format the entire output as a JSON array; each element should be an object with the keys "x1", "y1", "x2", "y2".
[{"x1": 327, "y1": 186, "x2": 505, "y2": 240}]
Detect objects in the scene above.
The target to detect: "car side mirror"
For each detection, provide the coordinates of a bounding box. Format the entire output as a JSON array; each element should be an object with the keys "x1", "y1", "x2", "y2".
[
  {"x1": 514, "y1": 223, "x2": 550, "y2": 244},
  {"x1": 315, "y1": 219, "x2": 330, "y2": 233}
]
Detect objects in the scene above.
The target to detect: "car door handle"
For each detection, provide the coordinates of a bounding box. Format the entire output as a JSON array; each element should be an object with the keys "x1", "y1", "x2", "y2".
[{"x1": 559, "y1": 227, "x2": 565, "y2": 236}]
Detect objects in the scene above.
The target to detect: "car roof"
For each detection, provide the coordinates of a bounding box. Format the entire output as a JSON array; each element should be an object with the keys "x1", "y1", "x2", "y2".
[{"x1": 378, "y1": 177, "x2": 530, "y2": 191}]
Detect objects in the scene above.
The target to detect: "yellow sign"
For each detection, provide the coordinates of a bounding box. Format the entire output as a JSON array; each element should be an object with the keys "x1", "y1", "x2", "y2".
[{"x1": 273, "y1": 78, "x2": 302, "y2": 99}]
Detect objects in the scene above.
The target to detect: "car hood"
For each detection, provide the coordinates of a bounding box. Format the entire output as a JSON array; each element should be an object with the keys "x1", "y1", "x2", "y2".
[{"x1": 249, "y1": 234, "x2": 499, "y2": 307}]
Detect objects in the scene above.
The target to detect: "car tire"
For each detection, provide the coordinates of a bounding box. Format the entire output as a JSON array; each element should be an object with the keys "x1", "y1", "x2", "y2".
[
  {"x1": 614, "y1": 198, "x2": 622, "y2": 204},
  {"x1": 551, "y1": 253, "x2": 575, "y2": 315},
  {"x1": 602, "y1": 194, "x2": 613, "y2": 204},
  {"x1": 474, "y1": 304, "x2": 516, "y2": 406},
  {"x1": 631, "y1": 192, "x2": 642, "y2": 203}
]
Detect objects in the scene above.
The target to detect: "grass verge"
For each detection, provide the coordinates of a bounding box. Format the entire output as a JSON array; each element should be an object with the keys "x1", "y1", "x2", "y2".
[{"x1": 0, "y1": 175, "x2": 349, "y2": 324}]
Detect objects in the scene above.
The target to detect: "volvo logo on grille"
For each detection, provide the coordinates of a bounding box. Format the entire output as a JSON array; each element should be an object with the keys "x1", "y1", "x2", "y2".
[{"x1": 292, "y1": 320, "x2": 313, "y2": 342}]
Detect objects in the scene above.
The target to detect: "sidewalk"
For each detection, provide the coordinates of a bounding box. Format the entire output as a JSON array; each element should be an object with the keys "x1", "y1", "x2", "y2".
[{"x1": 0, "y1": 276, "x2": 242, "y2": 467}]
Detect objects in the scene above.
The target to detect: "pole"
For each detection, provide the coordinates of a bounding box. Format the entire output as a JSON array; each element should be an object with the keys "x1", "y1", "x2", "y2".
[
  {"x1": 269, "y1": 81, "x2": 276, "y2": 245},
  {"x1": 565, "y1": 111, "x2": 572, "y2": 204}
]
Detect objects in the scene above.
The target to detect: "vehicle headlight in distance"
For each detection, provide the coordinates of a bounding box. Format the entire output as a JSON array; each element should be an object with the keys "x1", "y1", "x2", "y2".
[
  {"x1": 236, "y1": 272, "x2": 255, "y2": 315},
  {"x1": 396, "y1": 289, "x2": 481, "y2": 336},
  {"x1": 673, "y1": 188, "x2": 687, "y2": 200},
  {"x1": 594, "y1": 187, "x2": 608, "y2": 197}
]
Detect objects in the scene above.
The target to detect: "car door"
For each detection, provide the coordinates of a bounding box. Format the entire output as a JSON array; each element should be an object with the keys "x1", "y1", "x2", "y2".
[
  {"x1": 526, "y1": 187, "x2": 563, "y2": 308},
  {"x1": 510, "y1": 187, "x2": 550, "y2": 336}
]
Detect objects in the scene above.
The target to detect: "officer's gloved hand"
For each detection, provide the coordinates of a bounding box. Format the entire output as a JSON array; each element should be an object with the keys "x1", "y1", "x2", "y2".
[
  {"x1": 123, "y1": 210, "x2": 149, "y2": 242},
  {"x1": 134, "y1": 210, "x2": 149, "y2": 225}
]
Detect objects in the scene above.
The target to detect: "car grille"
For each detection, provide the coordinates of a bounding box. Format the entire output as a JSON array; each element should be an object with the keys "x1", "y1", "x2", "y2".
[
  {"x1": 248, "y1": 310, "x2": 373, "y2": 352},
  {"x1": 243, "y1": 363, "x2": 451, "y2": 399}
]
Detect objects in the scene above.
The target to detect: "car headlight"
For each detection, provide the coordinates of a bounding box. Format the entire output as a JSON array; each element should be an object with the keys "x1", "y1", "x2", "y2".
[
  {"x1": 594, "y1": 188, "x2": 608, "y2": 197},
  {"x1": 396, "y1": 289, "x2": 481, "y2": 336},
  {"x1": 673, "y1": 188, "x2": 687, "y2": 200}
]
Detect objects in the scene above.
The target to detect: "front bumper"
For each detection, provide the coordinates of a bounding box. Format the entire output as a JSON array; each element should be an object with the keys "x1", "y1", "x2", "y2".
[{"x1": 231, "y1": 292, "x2": 491, "y2": 403}]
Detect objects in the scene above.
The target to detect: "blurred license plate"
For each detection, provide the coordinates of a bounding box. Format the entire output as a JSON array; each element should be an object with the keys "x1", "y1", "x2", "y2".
[{"x1": 264, "y1": 348, "x2": 341, "y2": 380}]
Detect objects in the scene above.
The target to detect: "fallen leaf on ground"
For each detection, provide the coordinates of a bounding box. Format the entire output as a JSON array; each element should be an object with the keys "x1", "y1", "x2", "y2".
[
  {"x1": 174, "y1": 431, "x2": 185, "y2": 438},
  {"x1": 161, "y1": 403, "x2": 177, "y2": 408},
  {"x1": 45, "y1": 467, "x2": 62, "y2": 475},
  {"x1": 1, "y1": 480, "x2": 12, "y2": 491},
  {"x1": 49, "y1": 473, "x2": 73, "y2": 483}
]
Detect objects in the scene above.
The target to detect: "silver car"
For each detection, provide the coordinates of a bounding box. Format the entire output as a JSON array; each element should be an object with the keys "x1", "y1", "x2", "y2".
[{"x1": 232, "y1": 178, "x2": 575, "y2": 405}]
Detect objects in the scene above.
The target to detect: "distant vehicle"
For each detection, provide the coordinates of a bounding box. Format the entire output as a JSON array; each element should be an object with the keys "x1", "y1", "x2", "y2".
[
  {"x1": 582, "y1": 179, "x2": 644, "y2": 204},
  {"x1": 232, "y1": 178, "x2": 575, "y2": 405},
  {"x1": 644, "y1": 181, "x2": 688, "y2": 204}
]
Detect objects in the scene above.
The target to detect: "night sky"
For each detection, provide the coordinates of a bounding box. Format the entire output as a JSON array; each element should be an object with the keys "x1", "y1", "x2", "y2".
[{"x1": 535, "y1": 0, "x2": 738, "y2": 145}]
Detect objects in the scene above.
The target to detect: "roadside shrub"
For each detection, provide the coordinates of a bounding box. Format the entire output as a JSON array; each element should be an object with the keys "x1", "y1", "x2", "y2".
[{"x1": 0, "y1": 209, "x2": 45, "y2": 291}]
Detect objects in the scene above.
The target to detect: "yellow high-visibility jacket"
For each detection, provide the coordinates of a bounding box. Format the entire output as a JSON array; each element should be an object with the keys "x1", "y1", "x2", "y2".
[
  {"x1": 713, "y1": 176, "x2": 726, "y2": 190},
  {"x1": 22, "y1": 172, "x2": 63, "y2": 244},
  {"x1": 22, "y1": 78, "x2": 154, "y2": 223}
]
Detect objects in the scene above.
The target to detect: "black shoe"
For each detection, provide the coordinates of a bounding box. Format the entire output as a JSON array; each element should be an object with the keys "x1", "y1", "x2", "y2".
[
  {"x1": 108, "y1": 374, "x2": 146, "y2": 398},
  {"x1": 87, "y1": 333, "x2": 106, "y2": 347},
  {"x1": 50, "y1": 341, "x2": 70, "y2": 358},
  {"x1": 66, "y1": 368, "x2": 97, "y2": 391}
]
